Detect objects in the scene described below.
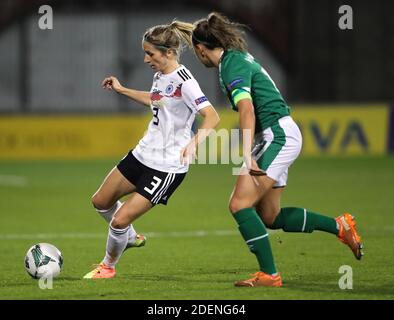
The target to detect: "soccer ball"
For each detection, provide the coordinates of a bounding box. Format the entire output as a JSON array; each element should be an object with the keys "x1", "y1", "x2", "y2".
[{"x1": 24, "y1": 243, "x2": 63, "y2": 279}]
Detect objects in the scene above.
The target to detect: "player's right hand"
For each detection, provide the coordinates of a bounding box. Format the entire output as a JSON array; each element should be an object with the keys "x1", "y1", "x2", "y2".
[
  {"x1": 247, "y1": 158, "x2": 266, "y2": 176},
  {"x1": 101, "y1": 76, "x2": 123, "y2": 92}
]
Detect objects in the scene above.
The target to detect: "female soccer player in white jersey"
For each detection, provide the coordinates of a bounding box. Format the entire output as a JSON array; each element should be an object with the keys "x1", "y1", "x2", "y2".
[
  {"x1": 83, "y1": 21, "x2": 220, "y2": 279},
  {"x1": 190, "y1": 12, "x2": 363, "y2": 287}
]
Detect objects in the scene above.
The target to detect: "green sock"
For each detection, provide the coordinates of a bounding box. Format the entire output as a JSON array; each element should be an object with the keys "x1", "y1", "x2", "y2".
[
  {"x1": 271, "y1": 207, "x2": 338, "y2": 235},
  {"x1": 233, "y1": 208, "x2": 277, "y2": 275}
]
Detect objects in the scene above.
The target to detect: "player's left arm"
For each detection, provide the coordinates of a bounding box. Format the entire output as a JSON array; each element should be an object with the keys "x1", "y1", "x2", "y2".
[
  {"x1": 180, "y1": 77, "x2": 220, "y2": 163},
  {"x1": 193, "y1": 105, "x2": 220, "y2": 146}
]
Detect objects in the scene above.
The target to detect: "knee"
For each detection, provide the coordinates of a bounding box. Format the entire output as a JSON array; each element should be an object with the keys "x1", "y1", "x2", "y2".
[
  {"x1": 229, "y1": 197, "x2": 247, "y2": 215},
  {"x1": 263, "y1": 214, "x2": 277, "y2": 228},
  {"x1": 257, "y1": 207, "x2": 281, "y2": 228},
  {"x1": 110, "y1": 214, "x2": 129, "y2": 230},
  {"x1": 91, "y1": 192, "x2": 112, "y2": 211}
]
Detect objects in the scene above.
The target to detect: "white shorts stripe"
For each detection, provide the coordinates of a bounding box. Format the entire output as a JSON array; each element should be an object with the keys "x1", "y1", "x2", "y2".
[
  {"x1": 153, "y1": 173, "x2": 175, "y2": 204},
  {"x1": 301, "y1": 208, "x2": 307, "y2": 232},
  {"x1": 151, "y1": 173, "x2": 171, "y2": 203},
  {"x1": 151, "y1": 173, "x2": 172, "y2": 203},
  {"x1": 246, "y1": 233, "x2": 268, "y2": 243}
]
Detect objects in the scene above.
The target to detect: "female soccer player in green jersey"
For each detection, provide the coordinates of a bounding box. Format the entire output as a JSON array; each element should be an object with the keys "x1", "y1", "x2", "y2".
[{"x1": 190, "y1": 12, "x2": 364, "y2": 287}]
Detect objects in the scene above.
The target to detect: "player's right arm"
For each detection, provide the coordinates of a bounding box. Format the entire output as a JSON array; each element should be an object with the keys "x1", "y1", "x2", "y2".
[
  {"x1": 102, "y1": 76, "x2": 151, "y2": 107},
  {"x1": 237, "y1": 99, "x2": 263, "y2": 176}
]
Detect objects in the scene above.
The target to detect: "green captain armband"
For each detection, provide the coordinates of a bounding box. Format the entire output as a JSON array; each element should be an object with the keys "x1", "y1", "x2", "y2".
[{"x1": 231, "y1": 88, "x2": 252, "y2": 105}]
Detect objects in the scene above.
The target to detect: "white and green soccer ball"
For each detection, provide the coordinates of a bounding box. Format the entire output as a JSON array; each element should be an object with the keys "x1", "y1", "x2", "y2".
[{"x1": 24, "y1": 243, "x2": 63, "y2": 279}]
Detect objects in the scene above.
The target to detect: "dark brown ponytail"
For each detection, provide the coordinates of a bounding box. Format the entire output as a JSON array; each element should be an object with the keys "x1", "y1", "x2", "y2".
[{"x1": 192, "y1": 12, "x2": 248, "y2": 51}]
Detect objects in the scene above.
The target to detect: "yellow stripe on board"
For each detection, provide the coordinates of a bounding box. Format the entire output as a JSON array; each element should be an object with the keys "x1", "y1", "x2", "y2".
[
  {"x1": 0, "y1": 104, "x2": 390, "y2": 159},
  {"x1": 291, "y1": 104, "x2": 389, "y2": 156},
  {"x1": 0, "y1": 115, "x2": 151, "y2": 159},
  {"x1": 204, "y1": 104, "x2": 390, "y2": 157}
]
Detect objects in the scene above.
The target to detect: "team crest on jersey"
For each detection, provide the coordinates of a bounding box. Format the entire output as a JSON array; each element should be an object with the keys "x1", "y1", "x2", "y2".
[
  {"x1": 165, "y1": 84, "x2": 174, "y2": 94},
  {"x1": 165, "y1": 84, "x2": 182, "y2": 98}
]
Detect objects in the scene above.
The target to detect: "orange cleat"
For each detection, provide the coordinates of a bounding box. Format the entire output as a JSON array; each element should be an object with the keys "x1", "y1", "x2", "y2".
[
  {"x1": 235, "y1": 271, "x2": 282, "y2": 287},
  {"x1": 336, "y1": 213, "x2": 364, "y2": 260},
  {"x1": 83, "y1": 263, "x2": 116, "y2": 279}
]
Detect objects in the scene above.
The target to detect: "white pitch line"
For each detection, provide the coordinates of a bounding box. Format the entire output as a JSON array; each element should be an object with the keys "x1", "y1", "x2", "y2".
[
  {"x1": 0, "y1": 225, "x2": 390, "y2": 240},
  {"x1": 0, "y1": 230, "x2": 241, "y2": 240},
  {"x1": 0, "y1": 175, "x2": 28, "y2": 187}
]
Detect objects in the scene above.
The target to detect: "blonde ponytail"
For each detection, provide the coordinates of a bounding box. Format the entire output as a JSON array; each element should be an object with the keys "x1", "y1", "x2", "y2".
[{"x1": 143, "y1": 20, "x2": 194, "y2": 57}]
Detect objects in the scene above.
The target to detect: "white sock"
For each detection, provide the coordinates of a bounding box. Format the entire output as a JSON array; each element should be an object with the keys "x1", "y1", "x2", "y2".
[
  {"x1": 127, "y1": 224, "x2": 137, "y2": 244},
  {"x1": 96, "y1": 201, "x2": 138, "y2": 245},
  {"x1": 96, "y1": 201, "x2": 122, "y2": 223},
  {"x1": 103, "y1": 224, "x2": 130, "y2": 268}
]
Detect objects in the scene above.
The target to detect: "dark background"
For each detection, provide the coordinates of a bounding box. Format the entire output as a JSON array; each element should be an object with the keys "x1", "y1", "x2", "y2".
[{"x1": 0, "y1": 0, "x2": 393, "y2": 113}]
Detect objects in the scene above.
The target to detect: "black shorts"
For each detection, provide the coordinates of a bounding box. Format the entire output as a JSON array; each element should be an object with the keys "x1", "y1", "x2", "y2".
[{"x1": 117, "y1": 150, "x2": 186, "y2": 205}]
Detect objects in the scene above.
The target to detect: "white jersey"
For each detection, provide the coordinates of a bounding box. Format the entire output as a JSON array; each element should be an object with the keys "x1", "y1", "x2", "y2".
[{"x1": 133, "y1": 65, "x2": 211, "y2": 173}]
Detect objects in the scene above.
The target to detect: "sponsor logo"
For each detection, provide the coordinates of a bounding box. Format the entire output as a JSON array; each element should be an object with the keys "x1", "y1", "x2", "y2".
[
  {"x1": 195, "y1": 96, "x2": 208, "y2": 105},
  {"x1": 226, "y1": 78, "x2": 244, "y2": 90}
]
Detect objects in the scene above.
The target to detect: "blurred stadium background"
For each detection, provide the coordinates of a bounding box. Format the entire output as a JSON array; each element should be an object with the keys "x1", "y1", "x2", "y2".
[
  {"x1": 0, "y1": 0, "x2": 393, "y2": 158},
  {"x1": 2, "y1": 0, "x2": 394, "y2": 104},
  {"x1": 0, "y1": 0, "x2": 393, "y2": 300}
]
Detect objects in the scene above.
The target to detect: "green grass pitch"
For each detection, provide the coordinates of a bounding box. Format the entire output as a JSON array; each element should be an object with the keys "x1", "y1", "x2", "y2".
[{"x1": 0, "y1": 157, "x2": 393, "y2": 300}]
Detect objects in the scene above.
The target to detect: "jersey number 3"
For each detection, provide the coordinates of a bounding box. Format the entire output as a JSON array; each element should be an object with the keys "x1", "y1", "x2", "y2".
[
  {"x1": 153, "y1": 107, "x2": 160, "y2": 125},
  {"x1": 144, "y1": 176, "x2": 162, "y2": 195}
]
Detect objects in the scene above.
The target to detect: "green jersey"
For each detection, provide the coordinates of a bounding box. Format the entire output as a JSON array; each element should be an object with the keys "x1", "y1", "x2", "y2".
[{"x1": 219, "y1": 50, "x2": 290, "y2": 132}]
